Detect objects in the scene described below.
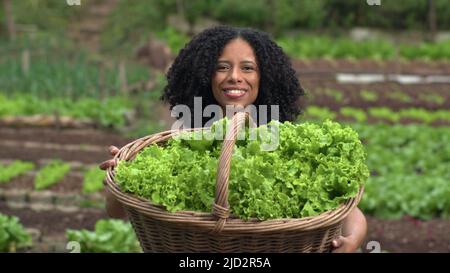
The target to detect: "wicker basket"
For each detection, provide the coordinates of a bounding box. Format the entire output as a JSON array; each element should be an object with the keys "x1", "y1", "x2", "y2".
[{"x1": 105, "y1": 112, "x2": 364, "y2": 253}]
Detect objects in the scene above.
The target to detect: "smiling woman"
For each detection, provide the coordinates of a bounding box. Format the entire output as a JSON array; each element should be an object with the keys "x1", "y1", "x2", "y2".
[
  {"x1": 212, "y1": 38, "x2": 260, "y2": 109},
  {"x1": 101, "y1": 25, "x2": 368, "y2": 253}
]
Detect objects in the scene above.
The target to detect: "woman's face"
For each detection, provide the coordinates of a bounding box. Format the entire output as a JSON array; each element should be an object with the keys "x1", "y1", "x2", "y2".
[{"x1": 212, "y1": 38, "x2": 260, "y2": 110}]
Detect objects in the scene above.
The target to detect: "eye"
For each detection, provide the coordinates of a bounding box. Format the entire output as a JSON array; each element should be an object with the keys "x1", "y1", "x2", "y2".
[
  {"x1": 242, "y1": 66, "x2": 255, "y2": 72},
  {"x1": 216, "y1": 64, "x2": 230, "y2": 71}
]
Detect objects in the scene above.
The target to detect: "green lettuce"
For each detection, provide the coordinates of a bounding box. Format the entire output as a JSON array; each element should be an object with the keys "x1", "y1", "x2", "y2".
[{"x1": 116, "y1": 119, "x2": 369, "y2": 220}]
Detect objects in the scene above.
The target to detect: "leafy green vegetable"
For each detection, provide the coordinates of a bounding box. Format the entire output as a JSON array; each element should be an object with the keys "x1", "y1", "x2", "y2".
[
  {"x1": 352, "y1": 123, "x2": 450, "y2": 220},
  {"x1": 34, "y1": 160, "x2": 70, "y2": 190},
  {"x1": 340, "y1": 107, "x2": 367, "y2": 123},
  {"x1": 360, "y1": 90, "x2": 378, "y2": 102},
  {"x1": 66, "y1": 219, "x2": 141, "y2": 253},
  {"x1": 0, "y1": 94, "x2": 132, "y2": 128},
  {"x1": 387, "y1": 91, "x2": 412, "y2": 103},
  {"x1": 0, "y1": 213, "x2": 32, "y2": 252},
  {"x1": 0, "y1": 161, "x2": 35, "y2": 183},
  {"x1": 116, "y1": 118, "x2": 369, "y2": 220},
  {"x1": 303, "y1": 105, "x2": 450, "y2": 125},
  {"x1": 82, "y1": 167, "x2": 105, "y2": 194},
  {"x1": 303, "y1": 106, "x2": 336, "y2": 121}
]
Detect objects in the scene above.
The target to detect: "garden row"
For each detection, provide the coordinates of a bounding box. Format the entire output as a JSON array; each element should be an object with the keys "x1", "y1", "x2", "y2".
[
  {"x1": 0, "y1": 160, "x2": 105, "y2": 212},
  {"x1": 309, "y1": 86, "x2": 449, "y2": 105},
  {"x1": 1, "y1": 86, "x2": 449, "y2": 131},
  {"x1": 302, "y1": 106, "x2": 450, "y2": 126},
  {"x1": 354, "y1": 123, "x2": 450, "y2": 220},
  {"x1": 0, "y1": 160, "x2": 103, "y2": 192},
  {"x1": 278, "y1": 36, "x2": 450, "y2": 61},
  {"x1": 302, "y1": 84, "x2": 450, "y2": 111},
  {"x1": 0, "y1": 209, "x2": 140, "y2": 253},
  {"x1": 292, "y1": 59, "x2": 450, "y2": 75},
  {"x1": 149, "y1": 28, "x2": 450, "y2": 61},
  {"x1": 0, "y1": 94, "x2": 133, "y2": 129}
]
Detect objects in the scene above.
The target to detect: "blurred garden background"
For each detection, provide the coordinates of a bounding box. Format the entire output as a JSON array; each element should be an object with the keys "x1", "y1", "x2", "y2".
[{"x1": 0, "y1": 0, "x2": 449, "y2": 253}]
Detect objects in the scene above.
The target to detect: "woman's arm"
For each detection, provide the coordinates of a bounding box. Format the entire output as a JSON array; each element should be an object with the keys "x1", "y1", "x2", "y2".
[
  {"x1": 100, "y1": 146, "x2": 127, "y2": 219},
  {"x1": 105, "y1": 188, "x2": 127, "y2": 218},
  {"x1": 331, "y1": 207, "x2": 367, "y2": 253}
]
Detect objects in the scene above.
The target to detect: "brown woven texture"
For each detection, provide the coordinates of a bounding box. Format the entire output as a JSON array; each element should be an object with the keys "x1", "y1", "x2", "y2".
[{"x1": 105, "y1": 112, "x2": 364, "y2": 252}]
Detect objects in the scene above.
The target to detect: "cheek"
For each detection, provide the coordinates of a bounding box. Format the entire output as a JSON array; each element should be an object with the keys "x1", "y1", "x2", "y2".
[
  {"x1": 249, "y1": 75, "x2": 260, "y2": 92},
  {"x1": 212, "y1": 74, "x2": 223, "y2": 91}
]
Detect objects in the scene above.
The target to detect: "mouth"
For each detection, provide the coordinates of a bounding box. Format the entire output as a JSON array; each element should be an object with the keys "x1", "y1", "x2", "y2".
[{"x1": 222, "y1": 88, "x2": 247, "y2": 99}]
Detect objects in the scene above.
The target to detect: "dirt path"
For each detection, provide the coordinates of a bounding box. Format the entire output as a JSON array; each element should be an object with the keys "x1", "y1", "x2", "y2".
[
  {"x1": 0, "y1": 127, "x2": 131, "y2": 146},
  {"x1": 0, "y1": 127, "x2": 132, "y2": 164}
]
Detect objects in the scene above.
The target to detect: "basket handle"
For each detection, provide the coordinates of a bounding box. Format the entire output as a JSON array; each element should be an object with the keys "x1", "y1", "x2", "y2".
[{"x1": 212, "y1": 110, "x2": 256, "y2": 233}]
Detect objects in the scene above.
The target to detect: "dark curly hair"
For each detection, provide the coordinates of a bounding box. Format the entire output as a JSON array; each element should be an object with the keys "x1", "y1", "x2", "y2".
[{"x1": 160, "y1": 25, "x2": 305, "y2": 127}]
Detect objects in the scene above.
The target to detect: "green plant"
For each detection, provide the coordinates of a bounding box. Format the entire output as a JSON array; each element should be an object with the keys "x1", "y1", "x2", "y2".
[
  {"x1": 360, "y1": 90, "x2": 378, "y2": 102},
  {"x1": 212, "y1": 0, "x2": 270, "y2": 29},
  {"x1": 398, "y1": 108, "x2": 450, "y2": 124},
  {"x1": 387, "y1": 91, "x2": 412, "y2": 103},
  {"x1": 78, "y1": 199, "x2": 105, "y2": 209},
  {"x1": 302, "y1": 106, "x2": 336, "y2": 121},
  {"x1": 155, "y1": 27, "x2": 190, "y2": 55},
  {"x1": 419, "y1": 93, "x2": 445, "y2": 105},
  {"x1": 0, "y1": 214, "x2": 32, "y2": 252},
  {"x1": 399, "y1": 40, "x2": 450, "y2": 60},
  {"x1": 323, "y1": 88, "x2": 344, "y2": 102},
  {"x1": 432, "y1": 110, "x2": 450, "y2": 122},
  {"x1": 82, "y1": 167, "x2": 105, "y2": 194},
  {"x1": 0, "y1": 93, "x2": 133, "y2": 128},
  {"x1": 340, "y1": 107, "x2": 367, "y2": 123},
  {"x1": 398, "y1": 108, "x2": 434, "y2": 124},
  {"x1": 34, "y1": 160, "x2": 70, "y2": 190},
  {"x1": 8, "y1": 0, "x2": 83, "y2": 34},
  {"x1": 66, "y1": 219, "x2": 141, "y2": 253},
  {"x1": 300, "y1": 105, "x2": 449, "y2": 125},
  {"x1": 0, "y1": 161, "x2": 35, "y2": 183},
  {"x1": 368, "y1": 107, "x2": 400, "y2": 123},
  {"x1": 352, "y1": 123, "x2": 450, "y2": 220},
  {"x1": 116, "y1": 118, "x2": 369, "y2": 220},
  {"x1": 277, "y1": 34, "x2": 450, "y2": 60},
  {"x1": 0, "y1": 48, "x2": 149, "y2": 99}
]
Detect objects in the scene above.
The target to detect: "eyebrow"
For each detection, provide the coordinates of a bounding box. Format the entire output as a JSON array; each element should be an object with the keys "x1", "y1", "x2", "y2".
[{"x1": 217, "y1": 60, "x2": 257, "y2": 65}]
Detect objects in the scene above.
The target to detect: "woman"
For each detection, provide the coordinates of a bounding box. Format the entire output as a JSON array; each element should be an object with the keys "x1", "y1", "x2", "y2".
[{"x1": 100, "y1": 25, "x2": 367, "y2": 253}]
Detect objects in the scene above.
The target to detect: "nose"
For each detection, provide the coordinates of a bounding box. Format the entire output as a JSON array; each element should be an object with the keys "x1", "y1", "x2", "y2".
[{"x1": 228, "y1": 67, "x2": 243, "y2": 83}]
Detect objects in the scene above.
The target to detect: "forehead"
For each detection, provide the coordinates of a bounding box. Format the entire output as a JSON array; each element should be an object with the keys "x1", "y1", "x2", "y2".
[{"x1": 218, "y1": 38, "x2": 257, "y2": 61}]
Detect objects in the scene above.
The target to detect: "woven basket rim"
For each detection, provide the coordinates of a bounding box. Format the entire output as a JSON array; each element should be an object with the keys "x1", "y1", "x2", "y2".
[{"x1": 105, "y1": 126, "x2": 364, "y2": 234}]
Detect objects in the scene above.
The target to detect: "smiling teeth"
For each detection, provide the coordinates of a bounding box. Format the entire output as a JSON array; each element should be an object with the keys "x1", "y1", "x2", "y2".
[{"x1": 225, "y1": 89, "x2": 245, "y2": 94}]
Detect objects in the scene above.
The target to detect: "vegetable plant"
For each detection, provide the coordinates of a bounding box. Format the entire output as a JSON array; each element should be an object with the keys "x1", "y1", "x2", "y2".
[
  {"x1": 0, "y1": 161, "x2": 35, "y2": 184},
  {"x1": 66, "y1": 219, "x2": 141, "y2": 253},
  {"x1": 116, "y1": 118, "x2": 369, "y2": 220},
  {"x1": 0, "y1": 213, "x2": 32, "y2": 252},
  {"x1": 34, "y1": 160, "x2": 70, "y2": 190},
  {"x1": 82, "y1": 167, "x2": 105, "y2": 194}
]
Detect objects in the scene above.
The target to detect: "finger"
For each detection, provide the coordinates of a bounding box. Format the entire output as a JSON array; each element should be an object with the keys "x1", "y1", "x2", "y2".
[
  {"x1": 109, "y1": 146, "x2": 120, "y2": 156},
  {"x1": 99, "y1": 159, "x2": 116, "y2": 170},
  {"x1": 331, "y1": 236, "x2": 349, "y2": 253},
  {"x1": 332, "y1": 237, "x2": 343, "y2": 248},
  {"x1": 99, "y1": 160, "x2": 109, "y2": 170}
]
